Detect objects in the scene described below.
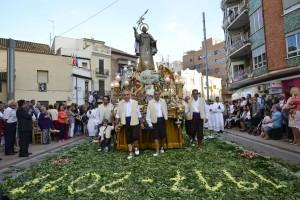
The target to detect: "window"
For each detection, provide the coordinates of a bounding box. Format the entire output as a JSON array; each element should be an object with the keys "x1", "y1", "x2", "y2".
[
  {"x1": 190, "y1": 58, "x2": 193, "y2": 62},
  {"x1": 286, "y1": 31, "x2": 300, "y2": 58},
  {"x1": 250, "y1": 7, "x2": 263, "y2": 35},
  {"x1": 37, "y1": 70, "x2": 48, "y2": 83},
  {"x1": 82, "y1": 62, "x2": 88, "y2": 67},
  {"x1": 252, "y1": 45, "x2": 267, "y2": 69},
  {"x1": 0, "y1": 82, "x2": 2, "y2": 92},
  {"x1": 98, "y1": 59, "x2": 104, "y2": 74},
  {"x1": 99, "y1": 80, "x2": 105, "y2": 96},
  {"x1": 198, "y1": 56, "x2": 202, "y2": 60},
  {"x1": 214, "y1": 50, "x2": 218, "y2": 55}
]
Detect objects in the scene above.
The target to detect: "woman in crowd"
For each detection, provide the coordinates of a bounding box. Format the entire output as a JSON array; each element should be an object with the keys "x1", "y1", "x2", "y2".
[
  {"x1": 57, "y1": 104, "x2": 68, "y2": 143},
  {"x1": 285, "y1": 87, "x2": 300, "y2": 145},
  {"x1": 260, "y1": 109, "x2": 273, "y2": 139},
  {"x1": 67, "y1": 105, "x2": 75, "y2": 138},
  {"x1": 38, "y1": 106, "x2": 52, "y2": 144},
  {"x1": 263, "y1": 105, "x2": 282, "y2": 140},
  {"x1": 240, "y1": 105, "x2": 251, "y2": 132}
]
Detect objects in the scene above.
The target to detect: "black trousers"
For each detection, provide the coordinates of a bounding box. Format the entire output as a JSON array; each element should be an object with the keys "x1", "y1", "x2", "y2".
[
  {"x1": 191, "y1": 112, "x2": 203, "y2": 142},
  {"x1": 153, "y1": 117, "x2": 166, "y2": 140},
  {"x1": 4, "y1": 122, "x2": 17, "y2": 154},
  {"x1": 185, "y1": 120, "x2": 192, "y2": 139},
  {"x1": 124, "y1": 117, "x2": 140, "y2": 145},
  {"x1": 19, "y1": 130, "x2": 30, "y2": 156}
]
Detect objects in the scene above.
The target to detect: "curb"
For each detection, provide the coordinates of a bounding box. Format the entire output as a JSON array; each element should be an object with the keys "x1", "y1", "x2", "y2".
[{"x1": 223, "y1": 130, "x2": 300, "y2": 155}]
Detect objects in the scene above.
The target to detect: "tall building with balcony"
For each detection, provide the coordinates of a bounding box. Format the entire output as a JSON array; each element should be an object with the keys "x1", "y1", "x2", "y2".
[
  {"x1": 222, "y1": 0, "x2": 300, "y2": 98},
  {"x1": 182, "y1": 38, "x2": 230, "y2": 100}
]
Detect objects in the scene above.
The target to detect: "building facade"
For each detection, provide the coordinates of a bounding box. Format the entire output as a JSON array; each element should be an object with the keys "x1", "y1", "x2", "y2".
[
  {"x1": 53, "y1": 37, "x2": 111, "y2": 99},
  {"x1": 0, "y1": 38, "x2": 72, "y2": 105},
  {"x1": 182, "y1": 38, "x2": 226, "y2": 79},
  {"x1": 181, "y1": 68, "x2": 222, "y2": 100},
  {"x1": 222, "y1": 0, "x2": 300, "y2": 98},
  {"x1": 111, "y1": 48, "x2": 137, "y2": 81},
  {"x1": 182, "y1": 38, "x2": 230, "y2": 100}
]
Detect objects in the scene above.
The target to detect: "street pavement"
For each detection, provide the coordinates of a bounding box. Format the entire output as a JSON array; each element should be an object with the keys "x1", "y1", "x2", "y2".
[
  {"x1": 0, "y1": 136, "x2": 86, "y2": 180},
  {"x1": 222, "y1": 129, "x2": 300, "y2": 165}
]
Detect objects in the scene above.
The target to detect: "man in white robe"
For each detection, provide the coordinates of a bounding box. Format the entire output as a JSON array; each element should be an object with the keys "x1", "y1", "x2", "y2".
[
  {"x1": 212, "y1": 97, "x2": 225, "y2": 133},
  {"x1": 207, "y1": 100, "x2": 214, "y2": 132}
]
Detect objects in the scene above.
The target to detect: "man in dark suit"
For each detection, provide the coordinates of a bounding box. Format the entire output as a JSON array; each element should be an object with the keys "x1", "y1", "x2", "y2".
[{"x1": 17, "y1": 100, "x2": 33, "y2": 157}]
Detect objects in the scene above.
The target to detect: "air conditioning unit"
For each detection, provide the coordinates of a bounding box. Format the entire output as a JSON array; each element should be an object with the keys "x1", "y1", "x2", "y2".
[{"x1": 39, "y1": 83, "x2": 47, "y2": 92}]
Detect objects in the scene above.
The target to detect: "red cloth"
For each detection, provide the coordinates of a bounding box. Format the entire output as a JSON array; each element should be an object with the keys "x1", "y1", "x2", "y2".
[
  {"x1": 291, "y1": 98, "x2": 300, "y2": 110},
  {"x1": 58, "y1": 111, "x2": 68, "y2": 124}
]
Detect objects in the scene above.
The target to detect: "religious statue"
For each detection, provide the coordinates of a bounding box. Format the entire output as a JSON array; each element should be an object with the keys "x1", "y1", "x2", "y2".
[{"x1": 134, "y1": 10, "x2": 157, "y2": 72}]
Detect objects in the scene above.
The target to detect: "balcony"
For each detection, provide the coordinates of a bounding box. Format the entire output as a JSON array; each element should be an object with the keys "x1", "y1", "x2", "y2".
[
  {"x1": 229, "y1": 32, "x2": 251, "y2": 58},
  {"x1": 223, "y1": 0, "x2": 249, "y2": 30},
  {"x1": 96, "y1": 69, "x2": 109, "y2": 78},
  {"x1": 232, "y1": 66, "x2": 252, "y2": 82},
  {"x1": 72, "y1": 67, "x2": 92, "y2": 78}
]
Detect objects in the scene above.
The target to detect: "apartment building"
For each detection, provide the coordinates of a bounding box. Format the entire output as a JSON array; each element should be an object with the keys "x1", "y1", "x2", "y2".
[
  {"x1": 222, "y1": 0, "x2": 300, "y2": 98},
  {"x1": 183, "y1": 38, "x2": 226, "y2": 79}
]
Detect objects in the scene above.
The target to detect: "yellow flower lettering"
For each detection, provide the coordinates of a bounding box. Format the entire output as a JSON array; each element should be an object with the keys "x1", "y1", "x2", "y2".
[
  {"x1": 141, "y1": 178, "x2": 153, "y2": 183},
  {"x1": 68, "y1": 172, "x2": 100, "y2": 194},
  {"x1": 10, "y1": 174, "x2": 50, "y2": 196},
  {"x1": 223, "y1": 170, "x2": 258, "y2": 190},
  {"x1": 170, "y1": 170, "x2": 194, "y2": 192},
  {"x1": 39, "y1": 174, "x2": 67, "y2": 193},
  {"x1": 100, "y1": 172, "x2": 131, "y2": 194},
  {"x1": 249, "y1": 170, "x2": 286, "y2": 189},
  {"x1": 195, "y1": 170, "x2": 223, "y2": 192}
]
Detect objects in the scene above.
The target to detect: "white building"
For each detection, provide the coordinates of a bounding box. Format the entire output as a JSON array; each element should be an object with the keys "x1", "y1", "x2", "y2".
[
  {"x1": 53, "y1": 36, "x2": 111, "y2": 105},
  {"x1": 181, "y1": 68, "x2": 222, "y2": 100}
]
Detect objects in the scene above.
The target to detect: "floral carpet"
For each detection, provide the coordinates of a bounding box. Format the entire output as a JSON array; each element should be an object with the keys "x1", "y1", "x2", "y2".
[{"x1": 0, "y1": 137, "x2": 299, "y2": 200}]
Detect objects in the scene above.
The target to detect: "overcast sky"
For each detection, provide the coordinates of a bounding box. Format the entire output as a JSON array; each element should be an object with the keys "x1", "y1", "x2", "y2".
[{"x1": 0, "y1": 0, "x2": 224, "y2": 61}]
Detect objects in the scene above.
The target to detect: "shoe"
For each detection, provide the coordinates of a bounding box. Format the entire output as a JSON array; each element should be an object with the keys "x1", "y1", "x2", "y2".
[
  {"x1": 160, "y1": 148, "x2": 165, "y2": 154},
  {"x1": 19, "y1": 153, "x2": 29, "y2": 157},
  {"x1": 127, "y1": 153, "x2": 133, "y2": 160},
  {"x1": 104, "y1": 147, "x2": 109, "y2": 152},
  {"x1": 28, "y1": 152, "x2": 32, "y2": 155},
  {"x1": 153, "y1": 153, "x2": 159, "y2": 157},
  {"x1": 97, "y1": 148, "x2": 102, "y2": 152},
  {"x1": 134, "y1": 148, "x2": 140, "y2": 156},
  {"x1": 0, "y1": 157, "x2": 2, "y2": 160},
  {"x1": 191, "y1": 143, "x2": 196, "y2": 147}
]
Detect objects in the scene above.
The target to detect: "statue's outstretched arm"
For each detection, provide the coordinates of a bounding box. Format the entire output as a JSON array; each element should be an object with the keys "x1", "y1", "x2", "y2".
[{"x1": 133, "y1": 27, "x2": 139, "y2": 40}]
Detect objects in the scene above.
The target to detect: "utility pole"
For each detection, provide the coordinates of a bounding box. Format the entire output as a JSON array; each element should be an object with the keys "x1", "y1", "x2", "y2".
[
  {"x1": 49, "y1": 20, "x2": 55, "y2": 48},
  {"x1": 7, "y1": 39, "x2": 16, "y2": 101},
  {"x1": 202, "y1": 12, "x2": 209, "y2": 100}
]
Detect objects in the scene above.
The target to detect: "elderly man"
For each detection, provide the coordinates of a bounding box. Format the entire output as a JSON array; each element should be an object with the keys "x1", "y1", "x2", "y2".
[
  {"x1": 115, "y1": 90, "x2": 144, "y2": 159},
  {"x1": 187, "y1": 89, "x2": 206, "y2": 148},
  {"x1": 146, "y1": 91, "x2": 168, "y2": 156},
  {"x1": 3, "y1": 100, "x2": 17, "y2": 155}
]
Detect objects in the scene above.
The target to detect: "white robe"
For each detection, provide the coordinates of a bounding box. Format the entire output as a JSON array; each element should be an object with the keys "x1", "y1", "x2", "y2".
[
  {"x1": 204, "y1": 103, "x2": 210, "y2": 128},
  {"x1": 207, "y1": 104, "x2": 214, "y2": 131},
  {"x1": 87, "y1": 108, "x2": 98, "y2": 137},
  {"x1": 212, "y1": 102, "x2": 225, "y2": 132}
]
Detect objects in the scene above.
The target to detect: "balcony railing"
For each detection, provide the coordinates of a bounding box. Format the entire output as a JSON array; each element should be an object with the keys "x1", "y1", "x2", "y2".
[
  {"x1": 223, "y1": 0, "x2": 248, "y2": 29},
  {"x1": 229, "y1": 32, "x2": 250, "y2": 55},
  {"x1": 233, "y1": 67, "x2": 252, "y2": 82},
  {"x1": 96, "y1": 69, "x2": 109, "y2": 77}
]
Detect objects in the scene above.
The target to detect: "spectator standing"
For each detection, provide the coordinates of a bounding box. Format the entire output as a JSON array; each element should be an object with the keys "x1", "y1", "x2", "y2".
[
  {"x1": 16, "y1": 100, "x2": 32, "y2": 157},
  {"x1": 38, "y1": 106, "x2": 52, "y2": 144},
  {"x1": 3, "y1": 100, "x2": 17, "y2": 155},
  {"x1": 57, "y1": 104, "x2": 68, "y2": 143}
]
